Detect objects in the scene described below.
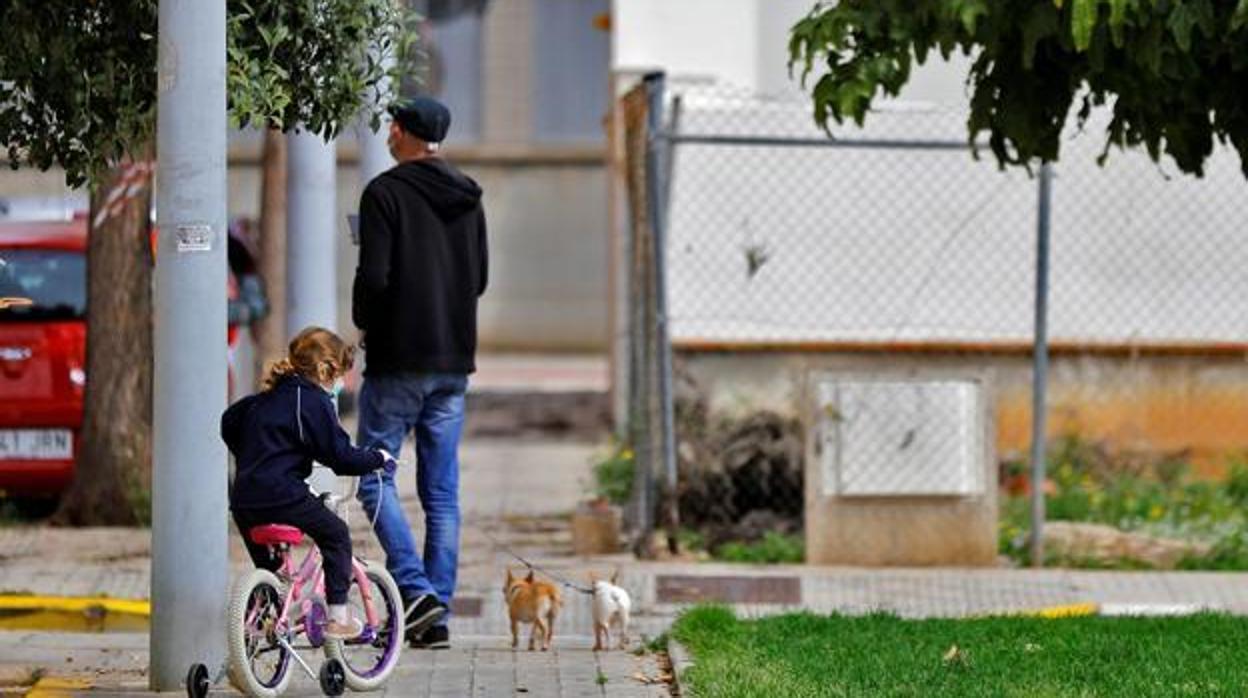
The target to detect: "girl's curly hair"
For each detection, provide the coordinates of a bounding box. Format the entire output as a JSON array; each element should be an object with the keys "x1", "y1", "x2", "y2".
[{"x1": 263, "y1": 326, "x2": 355, "y2": 390}]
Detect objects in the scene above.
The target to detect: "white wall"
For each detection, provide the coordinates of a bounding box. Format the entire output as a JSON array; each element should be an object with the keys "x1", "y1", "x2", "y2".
[
  {"x1": 614, "y1": 0, "x2": 972, "y2": 106},
  {"x1": 613, "y1": 0, "x2": 758, "y2": 85}
]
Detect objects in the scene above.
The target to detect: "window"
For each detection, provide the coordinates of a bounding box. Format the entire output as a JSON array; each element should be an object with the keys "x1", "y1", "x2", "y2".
[
  {"x1": 0, "y1": 250, "x2": 87, "y2": 321},
  {"x1": 427, "y1": 11, "x2": 484, "y2": 142},
  {"x1": 533, "y1": 0, "x2": 610, "y2": 143}
]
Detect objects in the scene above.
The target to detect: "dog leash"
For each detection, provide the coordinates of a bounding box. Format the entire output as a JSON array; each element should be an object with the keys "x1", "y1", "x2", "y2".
[
  {"x1": 473, "y1": 524, "x2": 594, "y2": 595},
  {"x1": 361, "y1": 458, "x2": 594, "y2": 595}
]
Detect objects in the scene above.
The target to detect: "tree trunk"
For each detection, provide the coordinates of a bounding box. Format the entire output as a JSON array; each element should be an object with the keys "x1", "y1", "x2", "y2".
[
  {"x1": 252, "y1": 127, "x2": 287, "y2": 389},
  {"x1": 52, "y1": 154, "x2": 155, "y2": 526}
]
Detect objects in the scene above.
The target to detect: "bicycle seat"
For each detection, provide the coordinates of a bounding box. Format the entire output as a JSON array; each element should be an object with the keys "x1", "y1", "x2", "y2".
[{"x1": 249, "y1": 524, "x2": 303, "y2": 546}]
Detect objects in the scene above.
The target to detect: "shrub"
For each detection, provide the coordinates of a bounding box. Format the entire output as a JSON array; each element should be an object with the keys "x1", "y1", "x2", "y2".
[{"x1": 591, "y1": 441, "x2": 634, "y2": 506}]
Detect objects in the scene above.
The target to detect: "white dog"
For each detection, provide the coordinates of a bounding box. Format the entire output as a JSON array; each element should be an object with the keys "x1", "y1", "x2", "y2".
[{"x1": 590, "y1": 571, "x2": 631, "y2": 651}]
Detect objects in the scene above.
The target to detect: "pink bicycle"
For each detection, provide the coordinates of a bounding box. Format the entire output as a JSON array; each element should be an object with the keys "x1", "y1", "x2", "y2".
[{"x1": 186, "y1": 490, "x2": 404, "y2": 698}]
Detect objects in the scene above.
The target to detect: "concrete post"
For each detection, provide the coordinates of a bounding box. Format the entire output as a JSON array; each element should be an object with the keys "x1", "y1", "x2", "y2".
[
  {"x1": 151, "y1": 0, "x2": 229, "y2": 688},
  {"x1": 286, "y1": 131, "x2": 339, "y2": 335},
  {"x1": 357, "y1": 116, "x2": 392, "y2": 187},
  {"x1": 286, "y1": 130, "x2": 340, "y2": 496}
]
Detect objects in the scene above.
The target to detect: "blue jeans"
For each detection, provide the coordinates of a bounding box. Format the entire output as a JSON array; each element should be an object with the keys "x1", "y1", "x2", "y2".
[{"x1": 355, "y1": 372, "x2": 467, "y2": 620}]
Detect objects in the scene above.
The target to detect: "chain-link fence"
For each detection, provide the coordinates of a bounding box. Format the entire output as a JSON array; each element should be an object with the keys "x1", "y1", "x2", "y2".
[{"x1": 620, "y1": 73, "x2": 1248, "y2": 567}]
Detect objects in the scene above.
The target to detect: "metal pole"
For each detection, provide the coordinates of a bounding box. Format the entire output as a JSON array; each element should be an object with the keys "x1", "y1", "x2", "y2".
[
  {"x1": 663, "y1": 94, "x2": 683, "y2": 221},
  {"x1": 1029, "y1": 161, "x2": 1053, "y2": 568},
  {"x1": 286, "y1": 131, "x2": 339, "y2": 334},
  {"x1": 644, "y1": 72, "x2": 678, "y2": 543},
  {"x1": 151, "y1": 0, "x2": 228, "y2": 688}
]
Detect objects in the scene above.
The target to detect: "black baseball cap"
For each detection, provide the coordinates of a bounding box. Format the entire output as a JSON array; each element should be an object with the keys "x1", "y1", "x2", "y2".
[{"x1": 387, "y1": 96, "x2": 451, "y2": 143}]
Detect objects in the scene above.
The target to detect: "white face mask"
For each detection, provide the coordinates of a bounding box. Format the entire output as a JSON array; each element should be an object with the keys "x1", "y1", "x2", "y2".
[{"x1": 328, "y1": 378, "x2": 345, "y2": 397}]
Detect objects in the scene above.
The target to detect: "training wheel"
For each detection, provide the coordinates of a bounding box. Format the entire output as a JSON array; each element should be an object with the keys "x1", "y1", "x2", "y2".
[
  {"x1": 319, "y1": 658, "x2": 346, "y2": 696},
  {"x1": 185, "y1": 662, "x2": 210, "y2": 698}
]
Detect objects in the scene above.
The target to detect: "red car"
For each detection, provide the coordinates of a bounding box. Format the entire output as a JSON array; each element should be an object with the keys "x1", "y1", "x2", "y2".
[
  {"x1": 0, "y1": 214, "x2": 270, "y2": 507},
  {"x1": 0, "y1": 218, "x2": 87, "y2": 499}
]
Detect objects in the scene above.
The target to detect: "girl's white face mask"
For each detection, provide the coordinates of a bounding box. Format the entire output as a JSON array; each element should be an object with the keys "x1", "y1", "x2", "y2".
[{"x1": 328, "y1": 378, "x2": 346, "y2": 398}]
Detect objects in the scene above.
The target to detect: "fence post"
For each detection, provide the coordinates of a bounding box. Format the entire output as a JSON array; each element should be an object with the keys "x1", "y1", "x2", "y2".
[
  {"x1": 1030, "y1": 161, "x2": 1053, "y2": 568},
  {"x1": 643, "y1": 72, "x2": 680, "y2": 551}
]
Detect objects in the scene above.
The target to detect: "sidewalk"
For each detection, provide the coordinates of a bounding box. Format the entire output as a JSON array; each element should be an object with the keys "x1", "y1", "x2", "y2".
[
  {"x1": 0, "y1": 633, "x2": 670, "y2": 697},
  {"x1": 6, "y1": 563, "x2": 1248, "y2": 694}
]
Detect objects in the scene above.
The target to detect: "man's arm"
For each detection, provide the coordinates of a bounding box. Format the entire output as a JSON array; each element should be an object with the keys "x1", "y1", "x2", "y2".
[
  {"x1": 476, "y1": 207, "x2": 488, "y2": 297},
  {"x1": 352, "y1": 184, "x2": 395, "y2": 331}
]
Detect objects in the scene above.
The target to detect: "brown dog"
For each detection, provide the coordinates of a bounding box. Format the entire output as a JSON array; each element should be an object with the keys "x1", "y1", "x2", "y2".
[{"x1": 503, "y1": 567, "x2": 562, "y2": 651}]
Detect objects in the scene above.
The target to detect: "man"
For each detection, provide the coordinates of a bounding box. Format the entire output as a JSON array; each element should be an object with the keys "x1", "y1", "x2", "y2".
[{"x1": 352, "y1": 96, "x2": 487, "y2": 650}]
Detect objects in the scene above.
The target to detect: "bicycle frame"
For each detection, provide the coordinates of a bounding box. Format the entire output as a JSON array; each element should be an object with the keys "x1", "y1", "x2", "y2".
[{"x1": 245, "y1": 540, "x2": 381, "y2": 650}]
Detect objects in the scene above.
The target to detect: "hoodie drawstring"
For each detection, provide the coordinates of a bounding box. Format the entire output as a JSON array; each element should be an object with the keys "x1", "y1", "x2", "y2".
[{"x1": 296, "y1": 385, "x2": 305, "y2": 443}]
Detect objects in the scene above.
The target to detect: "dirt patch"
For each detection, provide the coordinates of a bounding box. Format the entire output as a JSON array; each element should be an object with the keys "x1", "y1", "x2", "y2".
[
  {"x1": 466, "y1": 391, "x2": 611, "y2": 440},
  {"x1": 676, "y1": 398, "x2": 804, "y2": 550}
]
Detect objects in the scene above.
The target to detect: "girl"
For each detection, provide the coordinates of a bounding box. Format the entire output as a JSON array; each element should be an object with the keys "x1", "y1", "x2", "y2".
[{"x1": 221, "y1": 326, "x2": 394, "y2": 639}]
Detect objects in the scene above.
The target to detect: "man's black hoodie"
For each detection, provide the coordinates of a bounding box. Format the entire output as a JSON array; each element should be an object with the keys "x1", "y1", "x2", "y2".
[{"x1": 352, "y1": 158, "x2": 487, "y2": 375}]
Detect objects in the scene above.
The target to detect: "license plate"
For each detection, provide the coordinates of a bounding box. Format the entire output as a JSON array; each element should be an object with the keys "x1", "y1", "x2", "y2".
[{"x1": 0, "y1": 429, "x2": 73, "y2": 460}]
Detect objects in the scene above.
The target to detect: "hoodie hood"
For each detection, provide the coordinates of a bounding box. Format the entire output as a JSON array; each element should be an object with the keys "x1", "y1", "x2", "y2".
[{"x1": 384, "y1": 159, "x2": 482, "y2": 220}]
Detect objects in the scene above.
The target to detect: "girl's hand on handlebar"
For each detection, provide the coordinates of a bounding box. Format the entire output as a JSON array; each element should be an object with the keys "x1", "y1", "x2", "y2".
[{"x1": 378, "y1": 448, "x2": 398, "y2": 476}]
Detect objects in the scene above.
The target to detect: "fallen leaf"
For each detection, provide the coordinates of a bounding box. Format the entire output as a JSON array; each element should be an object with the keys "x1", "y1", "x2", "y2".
[{"x1": 942, "y1": 644, "x2": 970, "y2": 665}]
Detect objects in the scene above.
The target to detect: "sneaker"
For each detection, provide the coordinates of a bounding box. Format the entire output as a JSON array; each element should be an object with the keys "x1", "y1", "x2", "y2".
[
  {"x1": 324, "y1": 617, "x2": 364, "y2": 641},
  {"x1": 410, "y1": 624, "x2": 450, "y2": 650},
  {"x1": 403, "y1": 594, "x2": 447, "y2": 642}
]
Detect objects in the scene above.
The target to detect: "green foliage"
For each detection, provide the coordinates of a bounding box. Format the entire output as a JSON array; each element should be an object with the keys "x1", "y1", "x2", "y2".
[
  {"x1": 643, "y1": 631, "x2": 669, "y2": 654},
  {"x1": 674, "y1": 527, "x2": 804, "y2": 564},
  {"x1": 672, "y1": 605, "x2": 1248, "y2": 697},
  {"x1": 0, "y1": 2, "x2": 159, "y2": 188},
  {"x1": 714, "y1": 532, "x2": 805, "y2": 564},
  {"x1": 591, "y1": 442, "x2": 635, "y2": 506},
  {"x1": 126, "y1": 471, "x2": 152, "y2": 527},
  {"x1": 1178, "y1": 527, "x2": 1248, "y2": 570},
  {"x1": 998, "y1": 436, "x2": 1248, "y2": 569},
  {"x1": 676, "y1": 527, "x2": 707, "y2": 553},
  {"x1": 0, "y1": 0, "x2": 420, "y2": 188},
  {"x1": 227, "y1": 0, "x2": 420, "y2": 137},
  {"x1": 790, "y1": 0, "x2": 1248, "y2": 178}
]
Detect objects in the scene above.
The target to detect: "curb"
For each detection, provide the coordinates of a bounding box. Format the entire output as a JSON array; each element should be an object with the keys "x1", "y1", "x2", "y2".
[
  {"x1": 1018, "y1": 602, "x2": 1100, "y2": 619},
  {"x1": 0, "y1": 595, "x2": 149, "y2": 633},
  {"x1": 1015, "y1": 602, "x2": 1216, "y2": 618},
  {"x1": 25, "y1": 676, "x2": 94, "y2": 696},
  {"x1": 667, "y1": 638, "x2": 695, "y2": 697}
]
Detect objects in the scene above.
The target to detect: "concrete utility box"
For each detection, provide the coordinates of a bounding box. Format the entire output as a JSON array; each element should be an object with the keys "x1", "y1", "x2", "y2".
[{"x1": 806, "y1": 372, "x2": 997, "y2": 565}]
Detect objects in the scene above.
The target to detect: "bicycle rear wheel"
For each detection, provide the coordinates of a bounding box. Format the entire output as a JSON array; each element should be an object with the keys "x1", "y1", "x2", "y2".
[
  {"x1": 227, "y1": 569, "x2": 293, "y2": 697},
  {"x1": 324, "y1": 560, "x2": 404, "y2": 691}
]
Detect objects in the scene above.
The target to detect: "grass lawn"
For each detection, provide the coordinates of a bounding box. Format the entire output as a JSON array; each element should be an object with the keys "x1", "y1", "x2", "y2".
[{"x1": 671, "y1": 606, "x2": 1248, "y2": 697}]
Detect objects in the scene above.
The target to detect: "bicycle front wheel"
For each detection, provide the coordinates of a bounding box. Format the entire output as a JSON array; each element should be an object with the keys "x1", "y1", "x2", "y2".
[
  {"x1": 324, "y1": 560, "x2": 404, "y2": 691},
  {"x1": 227, "y1": 568, "x2": 293, "y2": 698}
]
